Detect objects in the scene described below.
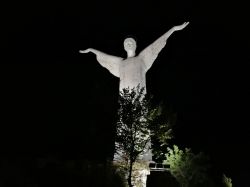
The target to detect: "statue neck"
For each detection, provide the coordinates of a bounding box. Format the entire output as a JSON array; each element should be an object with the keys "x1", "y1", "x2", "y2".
[{"x1": 126, "y1": 50, "x2": 135, "y2": 58}]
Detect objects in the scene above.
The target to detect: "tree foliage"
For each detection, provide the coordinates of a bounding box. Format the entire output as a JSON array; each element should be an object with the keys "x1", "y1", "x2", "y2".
[
  {"x1": 222, "y1": 174, "x2": 232, "y2": 187},
  {"x1": 148, "y1": 103, "x2": 175, "y2": 162},
  {"x1": 164, "y1": 145, "x2": 210, "y2": 187},
  {"x1": 115, "y1": 87, "x2": 150, "y2": 163}
]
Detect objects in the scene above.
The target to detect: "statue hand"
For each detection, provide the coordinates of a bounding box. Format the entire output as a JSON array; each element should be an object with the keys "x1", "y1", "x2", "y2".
[
  {"x1": 79, "y1": 48, "x2": 91, "y2": 53},
  {"x1": 174, "y1": 22, "x2": 189, "y2": 31}
]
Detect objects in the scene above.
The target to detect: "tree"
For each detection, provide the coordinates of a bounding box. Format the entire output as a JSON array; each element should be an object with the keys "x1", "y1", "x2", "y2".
[
  {"x1": 115, "y1": 87, "x2": 151, "y2": 187},
  {"x1": 164, "y1": 145, "x2": 209, "y2": 187},
  {"x1": 222, "y1": 174, "x2": 232, "y2": 187},
  {"x1": 149, "y1": 103, "x2": 175, "y2": 162},
  {"x1": 114, "y1": 85, "x2": 172, "y2": 186}
]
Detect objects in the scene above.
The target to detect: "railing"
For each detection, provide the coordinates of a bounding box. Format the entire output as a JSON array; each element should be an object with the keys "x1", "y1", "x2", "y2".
[{"x1": 148, "y1": 162, "x2": 169, "y2": 171}]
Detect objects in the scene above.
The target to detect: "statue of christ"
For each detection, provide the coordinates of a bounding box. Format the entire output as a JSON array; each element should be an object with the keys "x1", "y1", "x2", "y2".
[{"x1": 79, "y1": 22, "x2": 189, "y2": 93}]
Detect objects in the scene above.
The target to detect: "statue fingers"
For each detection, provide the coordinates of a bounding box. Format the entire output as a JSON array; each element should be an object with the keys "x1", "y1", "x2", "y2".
[
  {"x1": 79, "y1": 49, "x2": 89, "y2": 53},
  {"x1": 183, "y1": 22, "x2": 189, "y2": 27}
]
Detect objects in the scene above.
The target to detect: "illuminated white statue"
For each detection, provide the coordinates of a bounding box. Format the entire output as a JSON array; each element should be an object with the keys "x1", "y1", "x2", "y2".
[{"x1": 79, "y1": 22, "x2": 189, "y2": 93}]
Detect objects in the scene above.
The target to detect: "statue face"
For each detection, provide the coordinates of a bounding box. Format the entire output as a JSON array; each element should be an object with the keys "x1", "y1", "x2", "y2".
[{"x1": 124, "y1": 38, "x2": 137, "y2": 52}]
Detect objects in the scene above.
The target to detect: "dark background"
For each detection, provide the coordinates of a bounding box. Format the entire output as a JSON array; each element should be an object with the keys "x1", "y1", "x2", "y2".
[{"x1": 1, "y1": 0, "x2": 249, "y2": 186}]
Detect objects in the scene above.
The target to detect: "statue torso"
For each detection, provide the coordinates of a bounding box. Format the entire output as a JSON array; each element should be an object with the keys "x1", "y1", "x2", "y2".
[{"x1": 119, "y1": 56, "x2": 146, "y2": 91}]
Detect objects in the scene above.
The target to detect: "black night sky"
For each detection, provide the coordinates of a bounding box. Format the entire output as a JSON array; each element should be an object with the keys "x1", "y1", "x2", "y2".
[{"x1": 1, "y1": 0, "x2": 250, "y2": 186}]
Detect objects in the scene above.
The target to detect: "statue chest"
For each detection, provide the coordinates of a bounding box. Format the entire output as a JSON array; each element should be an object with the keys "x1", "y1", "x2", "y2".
[{"x1": 119, "y1": 57, "x2": 146, "y2": 79}]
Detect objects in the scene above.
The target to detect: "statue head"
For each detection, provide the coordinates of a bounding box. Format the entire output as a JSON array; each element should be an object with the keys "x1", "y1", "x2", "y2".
[{"x1": 124, "y1": 38, "x2": 137, "y2": 57}]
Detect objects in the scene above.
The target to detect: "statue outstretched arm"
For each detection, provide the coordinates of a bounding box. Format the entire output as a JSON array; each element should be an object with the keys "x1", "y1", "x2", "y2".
[
  {"x1": 139, "y1": 22, "x2": 189, "y2": 71},
  {"x1": 79, "y1": 48, "x2": 123, "y2": 77}
]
